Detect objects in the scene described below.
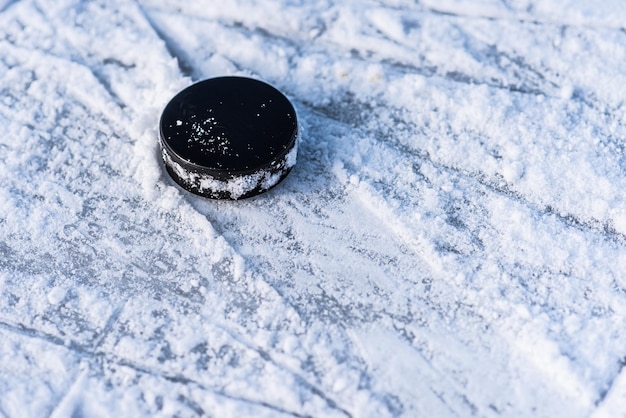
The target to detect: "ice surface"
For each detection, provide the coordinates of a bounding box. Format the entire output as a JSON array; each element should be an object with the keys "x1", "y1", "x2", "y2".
[{"x1": 0, "y1": 0, "x2": 625, "y2": 417}]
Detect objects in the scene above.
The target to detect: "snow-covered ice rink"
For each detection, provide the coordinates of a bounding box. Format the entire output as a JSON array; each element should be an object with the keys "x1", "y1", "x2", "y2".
[{"x1": 1, "y1": 0, "x2": 626, "y2": 416}]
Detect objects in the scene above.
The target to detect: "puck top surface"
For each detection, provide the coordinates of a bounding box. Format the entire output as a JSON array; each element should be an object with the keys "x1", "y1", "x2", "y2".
[{"x1": 159, "y1": 77, "x2": 298, "y2": 176}]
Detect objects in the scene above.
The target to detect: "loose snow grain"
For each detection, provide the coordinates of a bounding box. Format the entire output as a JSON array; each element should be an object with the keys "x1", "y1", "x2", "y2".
[{"x1": 47, "y1": 287, "x2": 67, "y2": 305}]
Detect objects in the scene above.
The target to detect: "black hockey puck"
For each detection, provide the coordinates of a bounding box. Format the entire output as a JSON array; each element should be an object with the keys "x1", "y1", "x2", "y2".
[{"x1": 159, "y1": 76, "x2": 298, "y2": 199}]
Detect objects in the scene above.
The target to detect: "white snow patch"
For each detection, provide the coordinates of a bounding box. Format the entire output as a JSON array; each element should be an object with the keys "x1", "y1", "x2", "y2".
[{"x1": 47, "y1": 287, "x2": 67, "y2": 306}]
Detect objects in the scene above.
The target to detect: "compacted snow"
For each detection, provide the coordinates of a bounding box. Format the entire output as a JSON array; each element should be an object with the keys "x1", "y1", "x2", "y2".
[{"x1": 0, "y1": 0, "x2": 625, "y2": 417}]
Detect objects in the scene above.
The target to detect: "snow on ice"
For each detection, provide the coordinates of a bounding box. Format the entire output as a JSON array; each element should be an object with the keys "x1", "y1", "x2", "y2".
[{"x1": 0, "y1": 0, "x2": 625, "y2": 417}]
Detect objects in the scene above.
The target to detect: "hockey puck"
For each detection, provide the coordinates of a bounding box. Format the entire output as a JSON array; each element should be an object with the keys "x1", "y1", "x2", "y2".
[{"x1": 159, "y1": 76, "x2": 298, "y2": 199}]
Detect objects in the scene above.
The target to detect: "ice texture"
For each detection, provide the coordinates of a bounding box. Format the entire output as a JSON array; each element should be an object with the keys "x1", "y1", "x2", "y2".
[{"x1": 0, "y1": 0, "x2": 625, "y2": 417}]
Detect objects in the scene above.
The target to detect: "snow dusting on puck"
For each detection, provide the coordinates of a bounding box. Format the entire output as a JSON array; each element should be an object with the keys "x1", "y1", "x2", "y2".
[{"x1": 159, "y1": 76, "x2": 298, "y2": 199}]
